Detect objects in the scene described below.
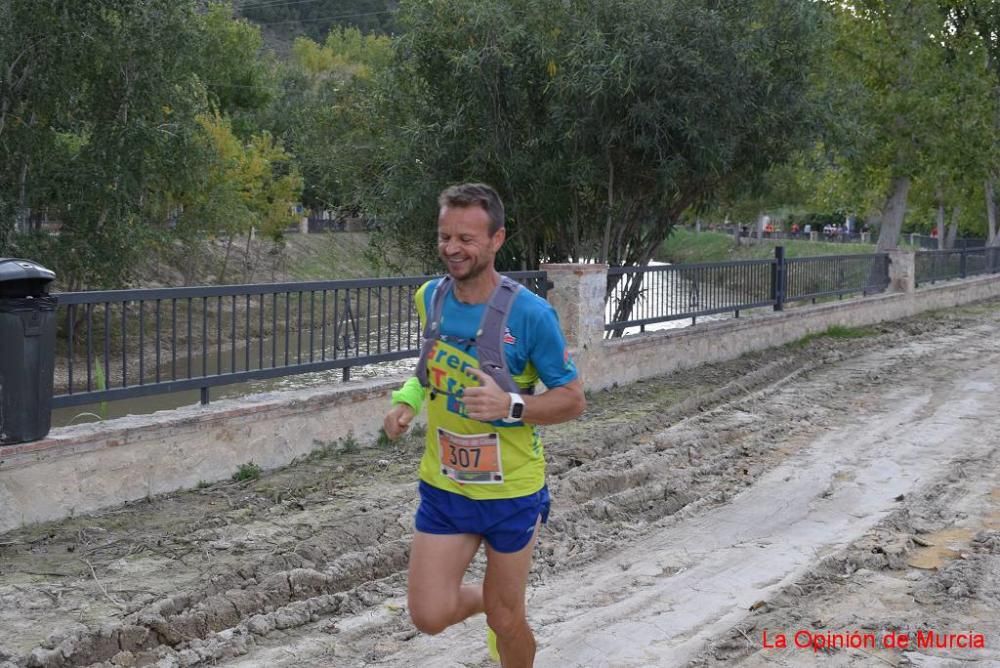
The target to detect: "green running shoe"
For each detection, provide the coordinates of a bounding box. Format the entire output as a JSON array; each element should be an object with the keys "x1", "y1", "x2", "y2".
[{"x1": 487, "y1": 625, "x2": 500, "y2": 663}]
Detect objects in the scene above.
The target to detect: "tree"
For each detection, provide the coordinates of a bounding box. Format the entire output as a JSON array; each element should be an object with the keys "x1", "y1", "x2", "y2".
[
  {"x1": 197, "y1": 4, "x2": 278, "y2": 137},
  {"x1": 0, "y1": 0, "x2": 288, "y2": 289},
  {"x1": 260, "y1": 27, "x2": 393, "y2": 214},
  {"x1": 349, "y1": 0, "x2": 821, "y2": 289},
  {"x1": 950, "y1": 1, "x2": 1000, "y2": 245},
  {"x1": 812, "y1": 0, "x2": 997, "y2": 250},
  {"x1": 169, "y1": 113, "x2": 303, "y2": 282}
]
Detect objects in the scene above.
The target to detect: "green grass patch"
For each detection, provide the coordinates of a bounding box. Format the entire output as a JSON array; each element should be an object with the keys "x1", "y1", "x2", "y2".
[
  {"x1": 342, "y1": 433, "x2": 360, "y2": 453},
  {"x1": 657, "y1": 229, "x2": 885, "y2": 265},
  {"x1": 284, "y1": 232, "x2": 422, "y2": 280},
  {"x1": 791, "y1": 325, "x2": 878, "y2": 348},
  {"x1": 231, "y1": 461, "x2": 262, "y2": 482}
]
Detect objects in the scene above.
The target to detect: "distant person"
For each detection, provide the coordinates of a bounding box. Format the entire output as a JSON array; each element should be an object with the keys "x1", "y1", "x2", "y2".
[{"x1": 383, "y1": 183, "x2": 586, "y2": 667}]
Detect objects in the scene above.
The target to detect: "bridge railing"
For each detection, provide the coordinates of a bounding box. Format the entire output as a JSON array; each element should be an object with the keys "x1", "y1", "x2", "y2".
[
  {"x1": 606, "y1": 259, "x2": 776, "y2": 335},
  {"x1": 915, "y1": 247, "x2": 1000, "y2": 287},
  {"x1": 605, "y1": 248, "x2": 891, "y2": 335},
  {"x1": 784, "y1": 253, "x2": 889, "y2": 303},
  {"x1": 48, "y1": 245, "x2": 1000, "y2": 408},
  {"x1": 52, "y1": 272, "x2": 548, "y2": 408}
]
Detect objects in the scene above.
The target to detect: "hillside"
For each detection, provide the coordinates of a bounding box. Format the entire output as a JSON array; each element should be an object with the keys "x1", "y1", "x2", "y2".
[
  {"x1": 138, "y1": 231, "x2": 423, "y2": 290},
  {"x1": 235, "y1": 0, "x2": 398, "y2": 55}
]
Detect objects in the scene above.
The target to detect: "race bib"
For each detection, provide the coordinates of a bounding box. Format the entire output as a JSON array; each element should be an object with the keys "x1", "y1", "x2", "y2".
[{"x1": 437, "y1": 428, "x2": 504, "y2": 484}]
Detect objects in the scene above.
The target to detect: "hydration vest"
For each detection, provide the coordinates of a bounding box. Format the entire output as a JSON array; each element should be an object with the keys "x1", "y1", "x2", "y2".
[{"x1": 414, "y1": 275, "x2": 529, "y2": 394}]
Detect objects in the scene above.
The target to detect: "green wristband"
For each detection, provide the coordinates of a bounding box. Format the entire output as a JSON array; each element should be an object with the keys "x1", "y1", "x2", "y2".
[{"x1": 391, "y1": 377, "x2": 424, "y2": 414}]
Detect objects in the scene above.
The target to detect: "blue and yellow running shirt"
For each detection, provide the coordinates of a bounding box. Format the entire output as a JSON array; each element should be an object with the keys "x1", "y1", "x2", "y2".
[{"x1": 405, "y1": 278, "x2": 578, "y2": 501}]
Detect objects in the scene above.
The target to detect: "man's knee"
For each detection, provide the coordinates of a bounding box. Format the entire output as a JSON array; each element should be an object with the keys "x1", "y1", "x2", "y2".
[
  {"x1": 409, "y1": 607, "x2": 451, "y2": 636},
  {"x1": 484, "y1": 602, "x2": 526, "y2": 637}
]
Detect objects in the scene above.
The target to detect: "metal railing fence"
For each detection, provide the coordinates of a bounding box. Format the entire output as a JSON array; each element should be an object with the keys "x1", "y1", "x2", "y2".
[
  {"x1": 784, "y1": 253, "x2": 889, "y2": 303},
  {"x1": 52, "y1": 271, "x2": 548, "y2": 409},
  {"x1": 46, "y1": 244, "x2": 1000, "y2": 407},
  {"x1": 606, "y1": 247, "x2": 891, "y2": 336},
  {"x1": 915, "y1": 247, "x2": 1000, "y2": 286},
  {"x1": 605, "y1": 260, "x2": 775, "y2": 335}
]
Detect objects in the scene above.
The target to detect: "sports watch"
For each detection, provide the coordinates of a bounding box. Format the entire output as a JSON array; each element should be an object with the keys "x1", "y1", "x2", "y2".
[{"x1": 503, "y1": 392, "x2": 525, "y2": 423}]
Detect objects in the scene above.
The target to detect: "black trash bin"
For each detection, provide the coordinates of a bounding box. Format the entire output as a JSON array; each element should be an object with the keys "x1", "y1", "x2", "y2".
[{"x1": 0, "y1": 258, "x2": 57, "y2": 444}]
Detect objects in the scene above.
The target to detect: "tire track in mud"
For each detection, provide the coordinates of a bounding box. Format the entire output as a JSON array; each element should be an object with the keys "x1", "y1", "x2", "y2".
[
  {"x1": 226, "y1": 315, "x2": 1000, "y2": 666},
  {"x1": 2, "y1": 302, "x2": 999, "y2": 668},
  {"x1": 689, "y1": 445, "x2": 1000, "y2": 667},
  {"x1": 363, "y1": 316, "x2": 1000, "y2": 668},
  {"x1": 13, "y1": 353, "x2": 820, "y2": 668}
]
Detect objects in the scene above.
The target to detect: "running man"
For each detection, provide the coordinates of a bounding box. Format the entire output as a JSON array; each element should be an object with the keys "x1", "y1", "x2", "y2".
[{"x1": 383, "y1": 183, "x2": 585, "y2": 667}]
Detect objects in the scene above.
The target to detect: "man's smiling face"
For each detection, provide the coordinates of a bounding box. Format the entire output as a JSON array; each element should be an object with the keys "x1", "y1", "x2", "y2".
[{"x1": 437, "y1": 204, "x2": 504, "y2": 282}]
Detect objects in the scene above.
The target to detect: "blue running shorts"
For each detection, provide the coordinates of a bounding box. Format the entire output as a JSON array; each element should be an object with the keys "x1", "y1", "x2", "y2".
[{"x1": 415, "y1": 481, "x2": 550, "y2": 553}]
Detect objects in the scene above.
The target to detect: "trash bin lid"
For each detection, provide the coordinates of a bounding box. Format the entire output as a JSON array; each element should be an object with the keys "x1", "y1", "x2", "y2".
[{"x1": 0, "y1": 258, "x2": 56, "y2": 284}]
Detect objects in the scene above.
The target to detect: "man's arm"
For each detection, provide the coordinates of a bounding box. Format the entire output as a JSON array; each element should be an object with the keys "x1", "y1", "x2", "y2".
[
  {"x1": 463, "y1": 368, "x2": 585, "y2": 425},
  {"x1": 519, "y1": 377, "x2": 585, "y2": 425},
  {"x1": 383, "y1": 284, "x2": 432, "y2": 440}
]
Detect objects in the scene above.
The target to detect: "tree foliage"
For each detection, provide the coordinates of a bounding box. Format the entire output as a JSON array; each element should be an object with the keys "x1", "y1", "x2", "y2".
[
  {"x1": 348, "y1": 0, "x2": 823, "y2": 275},
  {"x1": 0, "y1": 1, "x2": 296, "y2": 289},
  {"x1": 6, "y1": 0, "x2": 999, "y2": 291},
  {"x1": 259, "y1": 27, "x2": 392, "y2": 214},
  {"x1": 778, "y1": 1, "x2": 1000, "y2": 248}
]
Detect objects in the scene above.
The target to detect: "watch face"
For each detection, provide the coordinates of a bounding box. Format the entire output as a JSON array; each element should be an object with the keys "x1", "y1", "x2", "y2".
[{"x1": 511, "y1": 402, "x2": 524, "y2": 419}]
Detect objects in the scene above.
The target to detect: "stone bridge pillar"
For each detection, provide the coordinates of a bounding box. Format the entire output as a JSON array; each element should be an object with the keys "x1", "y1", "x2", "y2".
[
  {"x1": 887, "y1": 250, "x2": 915, "y2": 293},
  {"x1": 541, "y1": 263, "x2": 607, "y2": 388}
]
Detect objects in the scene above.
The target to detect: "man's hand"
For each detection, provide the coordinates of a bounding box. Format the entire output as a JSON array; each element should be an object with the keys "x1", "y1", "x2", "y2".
[
  {"x1": 462, "y1": 367, "x2": 511, "y2": 422},
  {"x1": 383, "y1": 404, "x2": 415, "y2": 440}
]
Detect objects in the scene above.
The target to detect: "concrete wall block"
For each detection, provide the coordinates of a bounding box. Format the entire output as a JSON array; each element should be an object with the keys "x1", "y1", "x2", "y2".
[{"x1": 0, "y1": 376, "x2": 406, "y2": 532}]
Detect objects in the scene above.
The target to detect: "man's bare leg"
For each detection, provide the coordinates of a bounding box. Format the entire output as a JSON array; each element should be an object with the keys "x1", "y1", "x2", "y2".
[
  {"x1": 483, "y1": 520, "x2": 540, "y2": 667},
  {"x1": 408, "y1": 531, "x2": 483, "y2": 635}
]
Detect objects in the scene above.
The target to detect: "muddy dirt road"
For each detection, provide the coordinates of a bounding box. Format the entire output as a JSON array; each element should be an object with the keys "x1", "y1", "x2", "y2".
[{"x1": 2, "y1": 299, "x2": 999, "y2": 667}]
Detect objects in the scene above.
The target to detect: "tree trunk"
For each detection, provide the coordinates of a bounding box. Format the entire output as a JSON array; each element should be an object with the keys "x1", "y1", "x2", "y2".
[
  {"x1": 986, "y1": 177, "x2": 999, "y2": 247},
  {"x1": 15, "y1": 161, "x2": 29, "y2": 233},
  {"x1": 935, "y1": 196, "x2": 945, "y2": 250},
  {"x1": 875, "y1": 176, "x2": 911, "y2": 252},
  {"x1": 242, "y1": 227, "x2": 256, "y2": 282},
  {"x1": 606, "y1": 217, "x2": 677, "y2": 338},
  {"x1": 600, "y1": 153, "x2": 614, "y2": 264},
  {"x1": 945, "y1": 206, "x2": 960, "y2": 250},
  {"x1": 217, "y1": 234, "x2": 235, "y2": 284}
]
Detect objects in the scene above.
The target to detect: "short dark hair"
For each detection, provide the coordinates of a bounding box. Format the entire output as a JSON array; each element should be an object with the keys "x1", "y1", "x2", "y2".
[{"x1": 438, "y1": 183, "x2": 505, "y2": 235}]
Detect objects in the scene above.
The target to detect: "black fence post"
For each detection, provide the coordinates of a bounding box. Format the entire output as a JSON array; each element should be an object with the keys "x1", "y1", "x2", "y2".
[
  {"x1": 959, "y1": 248, "x2": 967, "y2": 279},
  {"x1": 772, "y1": 246, "x2": 786, "y2": 311}
]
